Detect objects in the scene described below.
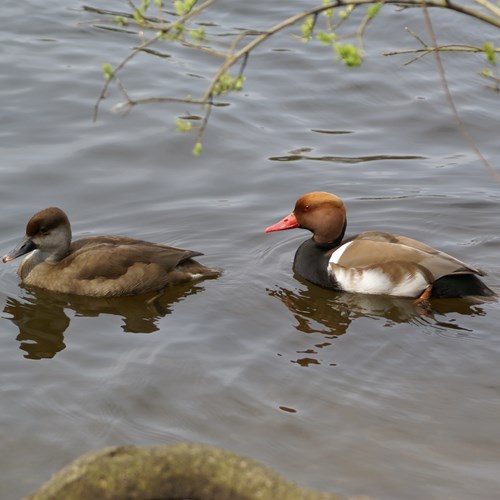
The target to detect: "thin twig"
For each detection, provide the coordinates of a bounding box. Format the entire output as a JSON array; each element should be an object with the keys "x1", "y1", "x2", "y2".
[
  {"x1": 93, "y1": 33, "x2": 162, "y2": 121},
  {"x1": 421, "y1": 1, "x2": 500, "y2": 179},
  {"x1": 385, "y1": 44, "x2": 497, "y2": 56},
  {"x1": 405, "y1": 26, "x2": 428, "y2": 47},
  {"x1": 473, "y1": 0, "x2": 500, "y2": 18},
  {"x1": 202, "y1": 0, "x2": 500, "y2": 102},
  {"x1": 356, "y1": 1, "x2": 384, "y2": 51},
  {"x1": 121, "y1": 96, "x2": 212, "y2": 107},
  {"x1": 93, "y1": 0, "x2": 217, "y2": 120},
  {"x1": 90, "y1": 0, "x2": 500, "y2": 155},
  {"x1": 194, "y1": 95, "x2": 213, "y2": 147}
]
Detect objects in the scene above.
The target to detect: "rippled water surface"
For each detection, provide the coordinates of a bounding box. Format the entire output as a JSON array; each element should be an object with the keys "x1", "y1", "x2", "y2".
[{"x1": 1, "y1": 1, "x2": 500, "y2": 499}]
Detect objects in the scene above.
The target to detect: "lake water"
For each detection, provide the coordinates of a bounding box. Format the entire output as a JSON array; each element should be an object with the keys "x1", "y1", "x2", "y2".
[{"x1": 1, "y1": 1, "x2": 500, "y2": 499}]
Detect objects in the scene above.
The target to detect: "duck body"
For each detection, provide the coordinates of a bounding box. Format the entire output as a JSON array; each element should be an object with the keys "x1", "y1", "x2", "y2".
[
  {"x1": 2, "y1": 207, "x2": 220, "y2": 297},
  {"x1": 266, "y1": 192, "x2": 494, "y2": 299}
]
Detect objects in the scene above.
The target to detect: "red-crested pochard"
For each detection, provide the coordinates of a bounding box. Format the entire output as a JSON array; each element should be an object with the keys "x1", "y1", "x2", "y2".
[
  {"x1": 265, "y1": 192, "x2": 494, "y2": 300},
  {"x1": 2, "y1": 207, "x2": 220, "y2": 297}
]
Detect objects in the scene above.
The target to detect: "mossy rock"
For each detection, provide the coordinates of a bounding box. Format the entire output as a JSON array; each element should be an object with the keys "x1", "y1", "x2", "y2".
[{"x1": 27, "y1": 442, "x2": 368, "y2": 500}]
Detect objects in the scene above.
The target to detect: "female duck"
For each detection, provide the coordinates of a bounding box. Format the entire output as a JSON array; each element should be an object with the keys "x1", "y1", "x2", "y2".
[
  {"x1": 265, "y1": 192, "x2": 494, "y2": 300},
  {"x1": 2, "y1": 207, "x2": 220, "y2": 297}
]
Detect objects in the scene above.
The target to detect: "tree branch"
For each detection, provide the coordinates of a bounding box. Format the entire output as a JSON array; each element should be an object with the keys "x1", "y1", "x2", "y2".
[{"x1": 201, "y1": 0, "x2": 500, "y2": 102}]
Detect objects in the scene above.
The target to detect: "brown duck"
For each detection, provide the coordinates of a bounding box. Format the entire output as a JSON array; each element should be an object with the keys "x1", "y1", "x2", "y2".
[
  {"x1": 266, "y1": 192, "x2": 495, "y2": 300},
  {"x1": 2, "y1": 207, "x2": 220, "y2": 297}
]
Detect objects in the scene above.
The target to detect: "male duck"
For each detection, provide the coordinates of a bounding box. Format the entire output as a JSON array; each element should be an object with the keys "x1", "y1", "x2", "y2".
[
  {"x1": 2, "y1": 207, "x2": 220, "y2": 297},
  {"x1": 265, "y1": 192, "x2": 494, "y2": 300}
]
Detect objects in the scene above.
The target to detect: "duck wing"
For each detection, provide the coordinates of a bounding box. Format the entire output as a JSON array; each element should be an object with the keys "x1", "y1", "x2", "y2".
[
  {"x1": 55, "y1": 237, "x2": 204, "y2": 296},
  {"x1": 70, "y1": 237, "x2": 202, "y2": 275},
  {"x1": 331, "y1": 231, "x2": 484, "y2": 280}
]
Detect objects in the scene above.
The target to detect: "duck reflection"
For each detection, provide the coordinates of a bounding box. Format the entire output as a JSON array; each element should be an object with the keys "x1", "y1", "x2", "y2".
[
  {"x1": 3, "y1": 283, "x2": 208, "y2": 360},
  {"x1": 4, "y1": 294, "x2": 69, "y2": 360},
  {"x1": 268, "y1": 273, "x2": 493, "y2": 366}
]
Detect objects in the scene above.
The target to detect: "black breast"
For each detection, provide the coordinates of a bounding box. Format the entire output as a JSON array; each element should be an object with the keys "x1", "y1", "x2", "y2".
[{"x1": 292, "y1": 239, "x2": 339, "y2": 290}]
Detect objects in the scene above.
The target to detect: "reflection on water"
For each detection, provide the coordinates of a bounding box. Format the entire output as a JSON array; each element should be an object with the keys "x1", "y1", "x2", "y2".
[
  {"x1": 269, "y1": 151, "x2": 426, "y2": 163},
  {"x1": 4, "y1": 295, "x2": 69, "y2": 360},
  {"x1": 269, "y1": 273, "x2": 493, "y2": 366},
  {"x1": 3, "y1": 283, "x2": 209, "y2": 360}
]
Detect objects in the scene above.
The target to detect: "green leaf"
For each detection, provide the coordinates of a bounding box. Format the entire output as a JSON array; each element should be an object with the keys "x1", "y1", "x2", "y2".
[
  {"x1": 483, "y1": 42, "x2": 497, "y2": 65},
  {"x1": 322, "y1": 0, "x2": 333, "y2": 20},
  {"x1": 338, "y1": 5, "x2": 353, "y2": 20},
  {"x1": 367, "y1": 2, "x2": 382, "y2": 19},
  {"x1": 176, "y1": 119, "x2": 193, "y2": 132},
  {"x1": 220, "y1": 73, "x2": 232, "y2": 85},
  {"x1": 192, "y1": 142, "x2": 203, "y2": 156},
  {"x1": 132, "y1": 9, "x2": 144, "y2": 23},
  {"x1": 317, "y1": 31, "x2": 336, "y2": 45},
  {"x1": 300, "y1": 15, "x2": 315, "y2": 40},
  {"x1": 174, "y1": 1, "x2": 186, "y2": 15},
  {"x1": 335, "y1": 43, "x2": 363, "y2": 67},
  {"x1": 114, "y1": 16, "x2": 128, "y2": 26},
  {"x1": 174, "y1": 0, "x2": 196, "y2": 15},
  {"x1": 188, "y1": 28, "x2": 206, "y2": 42},
  {"x1": 161, "y1": 24, "x2": 184, "y2": 40},
  {"x1": 234, "y1": 76, "x2": 245, "y2": 91},
  {"x1": 212, "y1": 72, "x2": 244, "y2": 95},
  {"x1": 102, "y1": 63, "x2": 113, "y2": 80}
]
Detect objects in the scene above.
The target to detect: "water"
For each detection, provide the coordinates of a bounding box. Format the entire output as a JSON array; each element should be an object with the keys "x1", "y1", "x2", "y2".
[{"x1": 1, "y1": 1, "x2": 500, "y2": 499}]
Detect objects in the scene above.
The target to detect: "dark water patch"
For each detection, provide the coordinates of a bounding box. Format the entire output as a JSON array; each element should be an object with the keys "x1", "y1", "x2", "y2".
[
  {"x1": 311, "y1": 129, "x2": 353, "y2": 135},
  {"x1": 269, "y1": 153, "x2": 427, "y2": 163},
  {"x1": 90, "y1": 25, "x2": 137, "y2": 35}
]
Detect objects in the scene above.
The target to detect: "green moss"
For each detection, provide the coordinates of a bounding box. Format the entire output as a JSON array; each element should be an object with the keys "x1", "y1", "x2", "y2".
[{"x1": 26, "y1": 442, "x2": 357, "y2": 500}]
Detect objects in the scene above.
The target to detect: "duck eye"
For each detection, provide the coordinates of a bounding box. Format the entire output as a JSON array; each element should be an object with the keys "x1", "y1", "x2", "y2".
[
  {"x1": 39, "y1": 226, "x2": 49, "y2": 235},
  {"x1": 303, "y1": 205, "x2": 311, "y2": 212}
]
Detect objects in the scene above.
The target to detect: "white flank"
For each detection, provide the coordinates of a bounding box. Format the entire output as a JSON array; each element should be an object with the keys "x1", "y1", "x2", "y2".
[
  {"x1": 391, "y1": 273, "x2": 428, "y2": 297},
  {"x1": 329, "y1": 264, "x2": 428, "y2": 297}
]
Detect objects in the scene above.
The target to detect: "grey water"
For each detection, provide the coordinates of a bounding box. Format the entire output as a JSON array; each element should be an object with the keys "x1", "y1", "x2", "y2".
[{"x1": 1, "y1": 1, "x2": 500, "y2": 499}]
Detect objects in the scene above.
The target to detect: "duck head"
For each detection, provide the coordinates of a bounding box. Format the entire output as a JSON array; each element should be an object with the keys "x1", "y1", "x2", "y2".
[
  {"x1": 3, "y1": 207, "x2": 72, "y2": 263},
  {"x1": 265, "y1": 192, "x2": 347, "y2": 246}
]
